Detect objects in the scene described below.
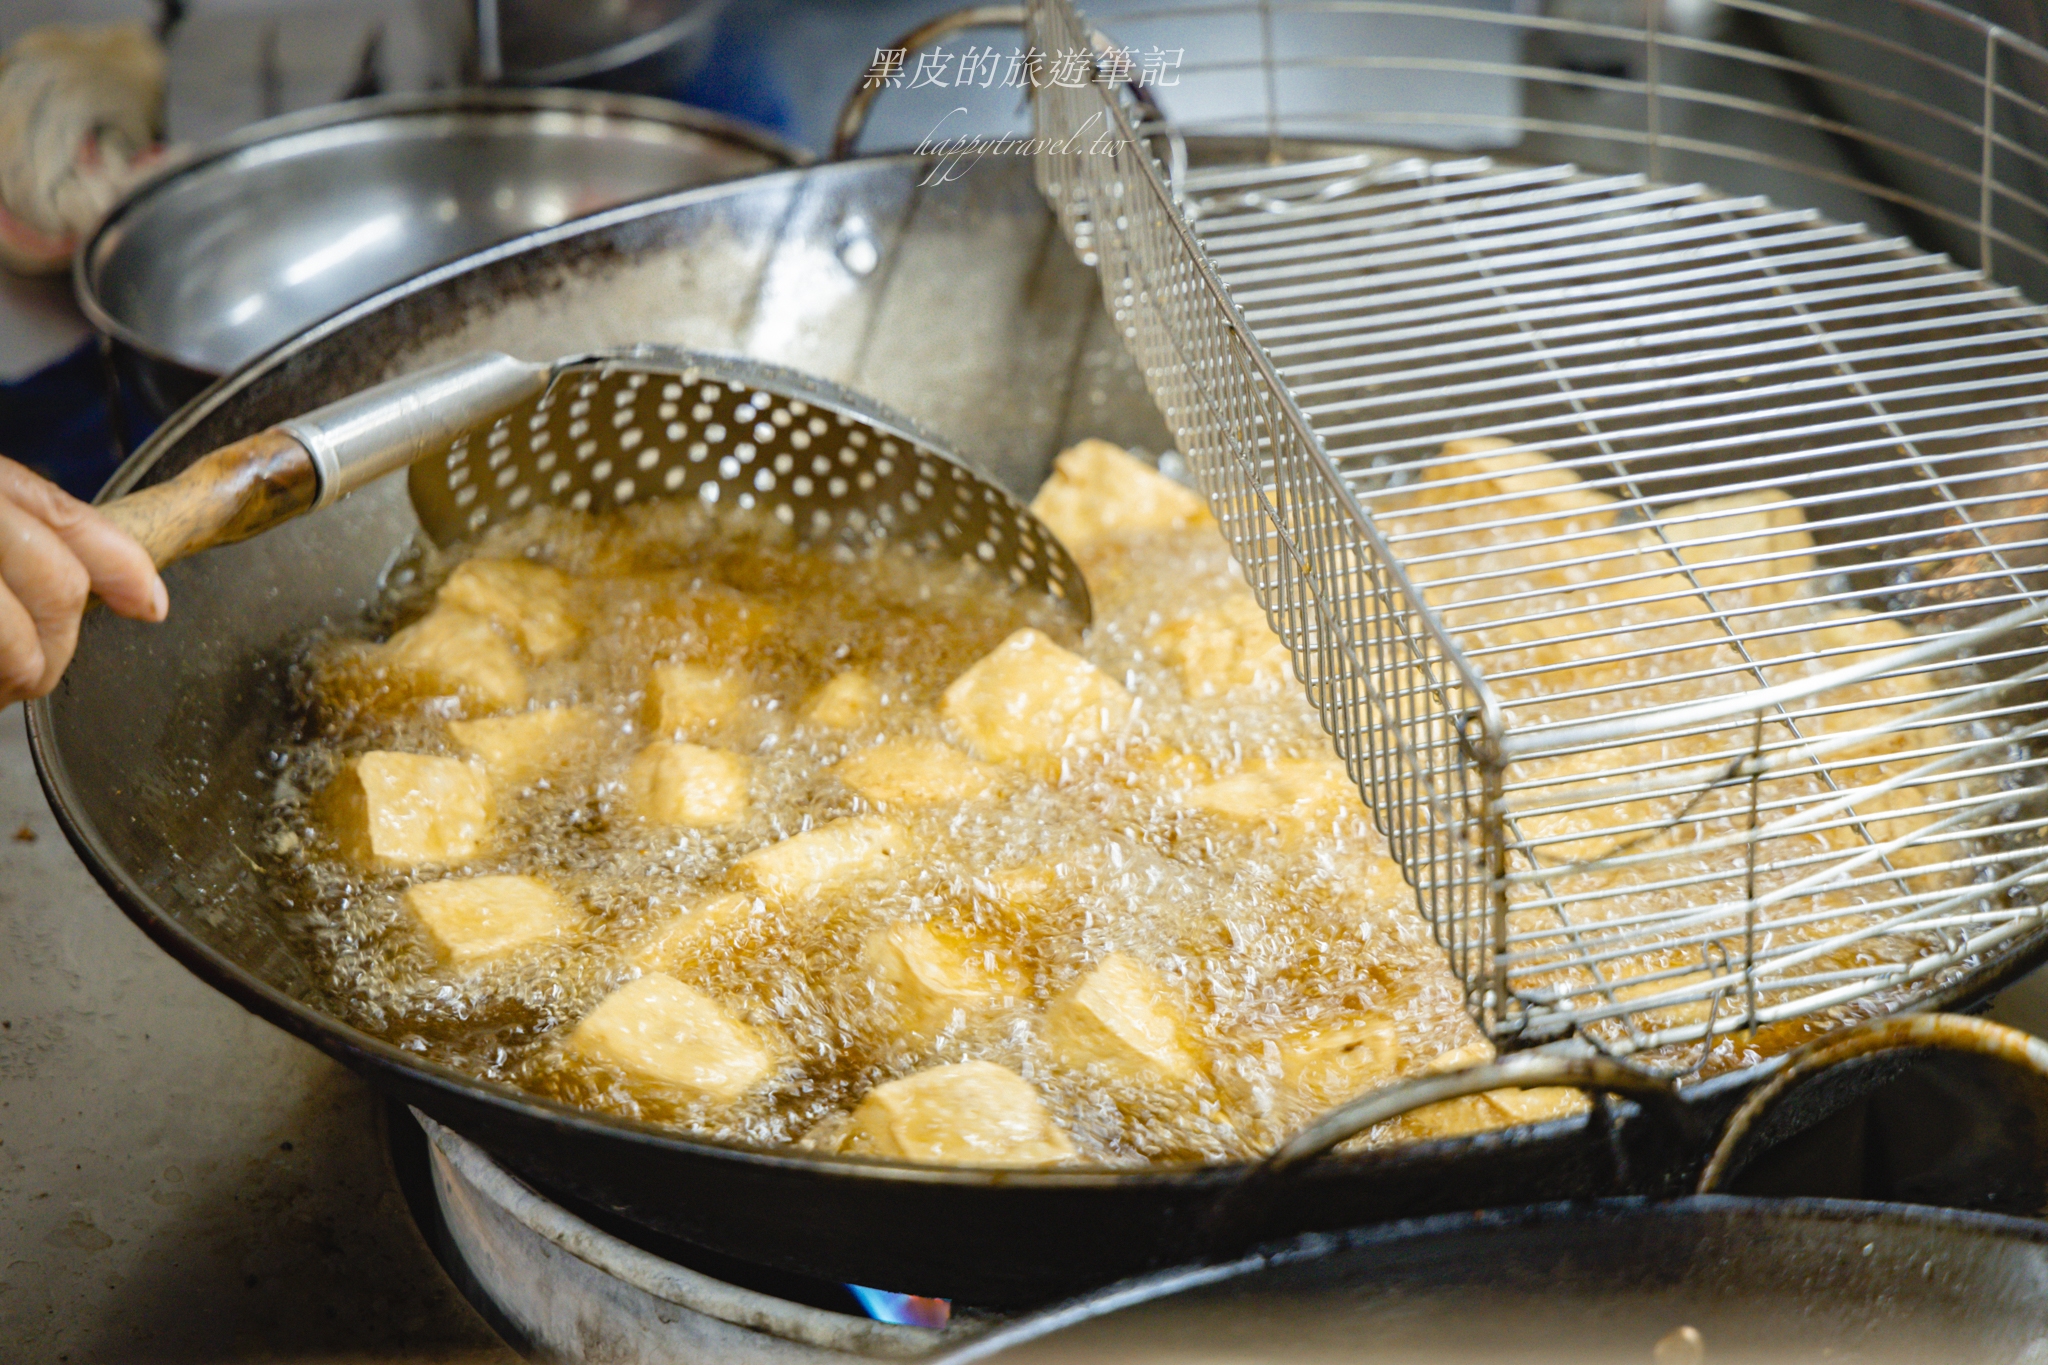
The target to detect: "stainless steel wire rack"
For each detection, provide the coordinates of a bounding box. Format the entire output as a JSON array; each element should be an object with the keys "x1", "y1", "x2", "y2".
[{"x1": 1025, "y1": 0, "x2": 2048, "y2": 1071}]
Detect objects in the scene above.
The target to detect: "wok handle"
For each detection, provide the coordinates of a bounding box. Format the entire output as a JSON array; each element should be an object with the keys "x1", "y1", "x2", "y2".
[
  {"x1": 1258, "y1": 1051, "x2": 1686, "y2": 1177},
  {"x1": 1698, "y1": 1013, "x2": 2048, "y2": 1193},
  {"x1": 98, "y1": 351, "x2": 548, "y2": 571},
  {"x1": 100, "y1": 429, "x2": 318, "y2": 569}
]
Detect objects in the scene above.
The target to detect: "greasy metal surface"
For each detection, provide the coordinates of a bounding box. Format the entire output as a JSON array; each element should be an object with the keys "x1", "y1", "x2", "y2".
[
  {"x1": 0, "y1": 719, "x2": 513, "y2": 1363},
  {"x1": 1024, "y1": 0, "x2": 2048, "y2": 1061},
  {"x1": 76, "y1": 88, "x2": 801, "y2": 379},
  {"x1": 944, "y1": 1197, "x2": 2048, "y2": 1364},
  {"x1": 410, "y1": 347, "x2": 1089, "y2": 616}
]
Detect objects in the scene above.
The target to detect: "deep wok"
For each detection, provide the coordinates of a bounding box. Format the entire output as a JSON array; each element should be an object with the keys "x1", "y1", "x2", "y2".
[{"x1": 31, "y1": 153, "x2": 2048, "y2": 1305}]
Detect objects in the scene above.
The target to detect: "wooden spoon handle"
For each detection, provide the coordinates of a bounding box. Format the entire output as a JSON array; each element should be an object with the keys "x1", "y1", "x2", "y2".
[{"x1": 99, "y1": 428, "x2": 318, "y2": 570}]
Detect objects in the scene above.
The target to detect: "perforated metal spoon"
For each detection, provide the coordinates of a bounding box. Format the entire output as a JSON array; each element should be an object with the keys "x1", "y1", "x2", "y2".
[{"x1": 99, "y1": 345, "x2": 1091, "y2": 621}]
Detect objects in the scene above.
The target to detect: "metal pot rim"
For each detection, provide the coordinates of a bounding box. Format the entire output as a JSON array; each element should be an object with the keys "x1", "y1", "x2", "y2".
[{"x1": 72, "y1": 86, "x2": 808, "y2": 379}]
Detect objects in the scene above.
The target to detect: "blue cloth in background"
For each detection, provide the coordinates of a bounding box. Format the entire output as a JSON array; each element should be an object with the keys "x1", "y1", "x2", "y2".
[
  {"x1": 1, "y1": 340, "x2": 123, "y2": 500},
  {"x1": 671, "y1": 11, "x2": 797, "y2": 140}
]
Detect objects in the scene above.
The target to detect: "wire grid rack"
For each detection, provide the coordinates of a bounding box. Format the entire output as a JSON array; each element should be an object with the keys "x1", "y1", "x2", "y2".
[{"x1": 1025, "y1": 0, "x2": 2048, "y2": 1070}]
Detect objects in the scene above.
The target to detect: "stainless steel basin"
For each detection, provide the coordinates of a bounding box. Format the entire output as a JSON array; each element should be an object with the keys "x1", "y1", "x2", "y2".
[{"x1": 76, "y1": 87, "x2": 802, "y2": 424}]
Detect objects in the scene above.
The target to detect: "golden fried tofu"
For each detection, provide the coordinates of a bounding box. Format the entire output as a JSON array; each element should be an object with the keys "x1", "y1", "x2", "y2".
[
  {"x1": 626, "y1": 742, "x2": 751, "y2": 828},
  {"x1": 1044, "y1": 953, "x2": 1202, "y2": 1086},
  {"x1": 326, "y1": 752, "x2": 491, "y2": 867},
  {"x1": 731, "y1": 816, "x2": 906, "y2": 900},
  {"x1": 1184, "y1": 759, "x2": 1364, "y2": 842},
  {"x1": 1276, "y1": 1019, "x2": 1398, "y2": 1114},
  {"x1": 438, "y1": 558, "x2": 580, "y2": 661},
  {"x1": 1430, "y1": 436, "x2": 1617, "y2": 526},
  {"x1": 628, "y1": 891, "x2": 762, "y2": 973},
  {"x1": 629, "y1": 579, "x2": 783, "y2": 666},
  {"x1": 377, "y1": 607, "x2": 528, "y2": 712},
  {"x1": 447, "y1": 704, "x2": 604, "y2": 785},
  {"x1": 404, "y1": 874, "x2": 577, "y2": 967},
  {"x1": 803, "y1": 671, "x2": 882, "y2": 729},
  {"x1": 835, "y1": 737, "x2": 997, "y2": 808},
  {"x1": 1149, "y1": 593, "x2": 1293, "y2": 697},
  {"x1": 1028, "y1": 439, "x2": 1213, "y2": 547},
  {"x1": 942, "y1": 629, "x2": 1133, "y2": 766},
  {"x1": 645, "y1": 662, "x2": 746, "y2": 740},
  {"x1": 862, "y1": 921, "x2": 1024, "y2": 1040},
  {"x1": 848, "y1": 1061, "x2": 1075, "y2": 1165},
  {"x1": 568, "y1": 974, "x2": 773, "y2": 1103},
  {"x1": 1657, "y1": 488, "x2": 1816, "y2": 602}
]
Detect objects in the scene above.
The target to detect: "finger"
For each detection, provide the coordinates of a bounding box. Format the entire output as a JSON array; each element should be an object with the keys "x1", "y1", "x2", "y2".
[
  {"x1": 0, "y1": 568, "x2": 49, "y2": 706},
  {"x1": 0, "y1": 456, "x2": 166, "y2": 622},
  {"x1": 0, "y1": 495, "x2": 91, "y2": 697}
]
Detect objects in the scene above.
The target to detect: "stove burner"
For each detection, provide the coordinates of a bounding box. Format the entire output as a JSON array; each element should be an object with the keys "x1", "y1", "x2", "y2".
[{"x1": 386, "y1": 1104, "x2": 976, "y2": 1362}]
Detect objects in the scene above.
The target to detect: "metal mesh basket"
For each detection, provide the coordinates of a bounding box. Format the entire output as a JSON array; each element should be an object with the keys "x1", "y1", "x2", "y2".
[{"x1": 1025, "y1": 0, "x2": 2048, "y2": 1072}]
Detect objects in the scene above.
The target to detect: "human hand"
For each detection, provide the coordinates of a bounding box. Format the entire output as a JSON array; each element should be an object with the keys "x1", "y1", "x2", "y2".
[{"x1": 0, "y1": 455, "x2": 165, "y2": 706}]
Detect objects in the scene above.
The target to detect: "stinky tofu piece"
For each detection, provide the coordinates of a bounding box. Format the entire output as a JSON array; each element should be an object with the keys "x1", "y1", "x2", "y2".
[
  {"x1": 447, "y1": 704, "x2": 604, "y2": 785},
  {"x1": 848, "y1": 1061, "x2": 1075, "y2": 1166},
  {"x1": 1276, "y1": 1019, "x2": 1398, "y2": 1113},
  {"x1": 1657, "y1": 488, "x2": 1817, "y2": 600},
  {"x1": 1185, "y1": 759, "x2": 1364, "y2": 840},
  {"x1": 835, "y1": 737, "x2": 997, "y2": 808},
  {"x1": 731, "y1": 816, "x2": 906, "y2": 900},
  {"x1": 632, "y1": 579, "x2": 783, "y2": 662},
  {"x1": 942, "y1": 628, "x2": 1133, "y2": 766},
  {"x1": 379, "y1": 607, "x2": 528, "y2": 711},
  {"x1": 626, "y1": 742, "x2": 751, "y2": 828},
  {"x1": 629, "y1": 891, "x2": 762, "y2": 972},
  {"x1": 1044, "y1": 953, "x2": 1202, "y2": 1086},
  {"x1": 645, "y1": 662, "x2": 746, "y2": 739},
  {"x1": 803, "y1": 671, "x2": 882, "y2": 729},
  {"x1": 1028, "y1": 439, "x2": 1213, "y2": 547},
  {"x1": 1432, "y1": 436, "x2": 1617, "y2": 525},
  {"x1": 438, "y1": 558, "x2": 581, "y2": 660},
  {"x1": 570, "y1": 974, "x2": 774, "y2": 1103},
  {"x1": 862, "y1": 922, "x2": 1023, "y2": 1039},
  {"x1": 327, "y1": 752, "x2": 491, "y2": 867},
  {"x1": 405, "y1": 874, "x2": 577, "y2": 967},
  {"x1": 1149, "y1": 593, "x2": 1293, "y2": 697}
]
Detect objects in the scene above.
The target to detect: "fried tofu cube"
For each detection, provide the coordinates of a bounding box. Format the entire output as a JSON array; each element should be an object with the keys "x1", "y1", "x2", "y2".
[
  {"x1": 1149, "y1": 594, "x2": 1293, "y2": 697},
  {"x1": 626, "y1": 742, "x2": 750, "y2": 828},
  {"x1": 1029, "y1": 439, "x2": 1213, "y2": 547},
  {"x1": 645, "y1": 662, "x2": 746, "y2": 739},
  {"x1": 327, "y1": 752, "x2": 491, "y2": 867},
  {"x1": 1185, "y1": 759, "x2": 1365, "y2": 841},
  {"x1": 803, "y1": 671, "x2": 882, "y2": 729},
  {"x1": 1658, "y1": 488, "x2": 1816, "y2": 601},
  {"x1": 862, "y1": 922, "x2": 1023, "y2": 1039},
  {"x1": 942, "y1": 629, "x2": 1133, "y2": 766},
  {"x1": 1432, "y1": 437, "x2": 1617, "y2": 525},
  {"x1": 731, "y1": 816, "x2": 906, "y2": 900},
  {"x1": 378, "y1": 607, "x2": 527, "y2": 711},
  {"x1": 1276, "y1": 1020, "x2": 1398, "y2": 1113},
  {"x1": 835, "y1": 737, "x2": 996, "y2": 808},
  {"x1": 569, "y1": 973, "x2": 773, "y2": 1102},
  {"x1": 438, "y1": 558, "x2": 580, "y2": 661},
  {"x1": 1044, "y1": 953, "x2": 1202, "y2": 1086},
  {"x1": 848, "y1": 1061, "x2": 1075, "y2": 1165},
  {"x1": 629, "y1": 891, "x2": 762, "y2": 972},
  {"x1": 447, "y1": 704, "x2": 604, "y2": 785},
  {"x1": 405, "y1": 874, "x2": 577, "y2": 967}
]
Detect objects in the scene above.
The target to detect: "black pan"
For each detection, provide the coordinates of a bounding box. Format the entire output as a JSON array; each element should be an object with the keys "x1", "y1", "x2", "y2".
[{"x1": 30, "y1": 153, "x2": 2048, "y2": 1306}]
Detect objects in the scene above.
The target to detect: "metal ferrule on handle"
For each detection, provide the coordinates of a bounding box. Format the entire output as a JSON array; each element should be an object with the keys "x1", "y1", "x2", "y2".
[{"x1": 281, "y1": 352, "x2": 549, "y2": 512}]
